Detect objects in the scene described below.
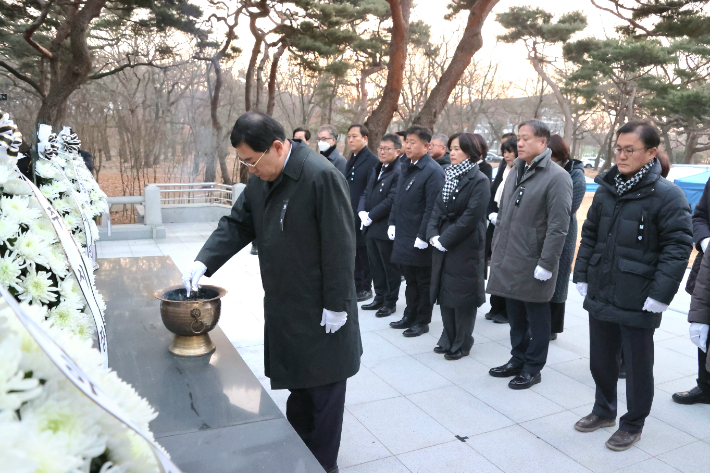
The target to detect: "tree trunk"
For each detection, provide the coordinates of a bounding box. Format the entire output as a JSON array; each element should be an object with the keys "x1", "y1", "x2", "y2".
[
  {"x1": 685, "y1": 131, "x2": 699, "y2": 164},
  {"x1": 255, "y1": 44, "x2": 269, "y2": 110},
  {"x1": 34, "y1": 0, "x2": 108, "y2": 130},
  {"x1": 411, "y1": 0, "x2": 499, "y2": 130},
  {"x1": 529, "y1": 57, "x2": 574, "y2": 141},
  {"x1": 363, "y1": 0, "x2": 412, "y2": 151},
  {"x1": 245, "y1": 18, "x2": 263, "y2": 112},
  {"x1": 266, "y1": 41, "x2": 288, "y2": 116},
  {"x1": 660, "y1": 125, "x2": 673, "y2": 161},
  {"x1": 627, "y1": 83, "x2": 637, "y2": 121},
  {"x1": 354, "y1": 65, "x2": 385, "y2": 124}
]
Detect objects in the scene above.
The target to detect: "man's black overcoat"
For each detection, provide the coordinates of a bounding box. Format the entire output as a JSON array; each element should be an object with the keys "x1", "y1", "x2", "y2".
[
  {"x1": 358, "y1": 162, "x2": 400, "y2": 241},
  {"x1": 345, "y1": 146, "x2": 379, "y2": 246},
  {"x1": 197, "y1": 142, "x2": 362, "y2": 390}
]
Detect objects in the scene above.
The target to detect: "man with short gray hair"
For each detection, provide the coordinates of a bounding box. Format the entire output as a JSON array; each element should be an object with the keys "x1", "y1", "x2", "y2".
[
  {"x1": 429, "y1": 133, "x2": 450, "y2": 168},
  {"x1": 317, "y1": 125, "x2": 347, "y2": 175}
]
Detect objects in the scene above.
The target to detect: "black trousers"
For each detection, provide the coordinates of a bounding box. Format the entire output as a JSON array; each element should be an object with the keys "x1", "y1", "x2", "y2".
[
  {"x1": 366, "y1": 236, "x2": 401, "y2": 308},
  {"x1": 286, "y1": 380, "x2": 347, "y2": 471},
  {"x1": 589, "y1": 316, "x2": 655, "y2": 434},
  {"x1": 698, "y1": 336, "x2": 710, "y2": 393},
  {"x1": 438, "y1": 305, "x2": 477, "y2": 354},
  {"x1": 354, "y1": 245, "x2": 372, "y2": 293},
  {"x1": 506, "y1": 298, "x2": 551, "y2": 374},
  {"x1": 550, "y1": 301, "x2": 565, "y2": 334},
  {"x1": 490, "y1": 295, "x2": 506, "y2": 315},
  {"x1": 401, "y1": 264, "x2": 433, "y2": 325}
]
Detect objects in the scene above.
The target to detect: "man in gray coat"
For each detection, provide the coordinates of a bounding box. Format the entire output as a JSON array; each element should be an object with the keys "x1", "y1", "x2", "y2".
[
  {"x1": 182, "y1": 112, "x2": 361, "y2": 473},
  {"x1": 487, "y1": 120, "x2": 572, "y2": 390}
]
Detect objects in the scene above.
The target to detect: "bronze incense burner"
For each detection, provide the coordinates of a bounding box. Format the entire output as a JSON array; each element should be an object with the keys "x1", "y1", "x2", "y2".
[{"x1": 154, "y1": 285, "x2": 227, "y2": 357}]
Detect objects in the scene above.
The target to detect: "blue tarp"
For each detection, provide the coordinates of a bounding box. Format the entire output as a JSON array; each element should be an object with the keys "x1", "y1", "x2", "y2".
[
  {"x1": 585, "y1": 176, "x2": 599, "y2": 193},
  {"x1": 676, "y1": 170, "x2": 710, "y2": 212}
]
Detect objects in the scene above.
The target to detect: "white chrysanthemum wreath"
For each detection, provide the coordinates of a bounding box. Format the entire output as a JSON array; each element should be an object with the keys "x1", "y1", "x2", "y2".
[
  {"x1": 0, "y1": 110, "x2": 101, "y2": 339},
  {"x1": 0, "y1": 302, "x2": 163, "y2": 473}
]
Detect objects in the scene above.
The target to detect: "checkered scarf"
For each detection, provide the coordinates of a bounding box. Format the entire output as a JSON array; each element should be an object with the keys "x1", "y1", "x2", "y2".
[
  {"x1": 614, "y1": 157, "x2": 656, "y2": 196},
  {"x1": 442, "y1": 159, "x2": 476, "y2": 202}
]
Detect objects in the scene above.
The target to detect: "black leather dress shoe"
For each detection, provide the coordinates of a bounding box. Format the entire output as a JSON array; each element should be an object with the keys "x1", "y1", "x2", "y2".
[
  {"x1": 357, "y1": 290, "x2": 373, "y2": 302},
  {"x1": 376, "y1": 306, "x2": 396, "y2": 318},
  {"x1": 672, "y1": 386, "x2": 710, "y2": 405},
  {"x1": 390, "y1": 316, "x2": 415, "y2": 329},
  {"x1": 489, "y1": 362, "x2": 522, "y2": 378},
  {"x1": 508, "y1": 371, "x2": 541, "y2": 390},
  {"x1": 361, "y1": 300, "x2": 383, "y2": 310},
  {"x1": 445, "y1": 350, "x2": 468, "y2": 360},
  {"x1": 403, "y1": 324, "x2": 429, "y2": 337},
  {"x1": 492, "y1": 312, "x2": 509, "y2": 324},
  {"x1": 433, "y1": 345, "x2": 447, "y2": 354},
  {"x1": 605, "y1": 429, "x2": 641, "y2": 451},
  {"x1": 250, "y1": 245, "x2": 258, "y2": 255},
  {"x1": 550, "y1": 333, "x2": 558, "y2": 340},
  {"x1": 574, "y1": 413, "x2": 616, "y2": 432},
  {"x1": 484, "y1": 310, "x2": 496, "y2": 320}
]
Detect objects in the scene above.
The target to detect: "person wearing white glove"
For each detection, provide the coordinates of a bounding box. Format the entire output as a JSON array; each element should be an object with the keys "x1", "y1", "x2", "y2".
[
  {"x1": 191, "y1": 112, "x2": 362, "y2": 471},
  {"x1": 386, "y1": 126, "x2": 445, "y2": 339},
  {"x1": 488, "y1": 212, "x2": 498, "y2": 225},
  {"x1": 702, "y1": 238, "x2": 709, "y2": 253},
  {"x1": 430, "y1": 235, "x2": 446, "y2": 252},
  {"x1": 576, "y1": 282, "x2": 588, "y2": 297},
  {"x1": 321, "y1": 309, "x2": 347, "y2": 333},
  {"x1": 414, "y1": 237, "x2": 429, "y2": 249},
  {"x1": 182, "y1": 261, "x2": 207, "y2": 294},
  {"x1": 533, "y1": 265, "x2": 552, "y2": 281},
  {"x1": 571, "y1": 122, "x2": 694, "y2": 451},
  {"x1": 387, "y1": 225, "x2": 395, "y2": 240},
  {"x1": 674, "y1": 247, "x2": 710, "y2": 405},
  {"x1": 358, "y1": 211, "x2": 372, "y2": 227}
]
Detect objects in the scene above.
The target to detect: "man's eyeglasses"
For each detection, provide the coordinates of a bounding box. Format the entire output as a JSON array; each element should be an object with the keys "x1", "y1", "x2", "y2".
[
  {"x1": 238, "y1": 148, "x2": 268, "y2": 168},
  {"x1": 614, "y1": 147, "x2": 645, "y2": 157},
  {"x1": 378, "y1": 146, "x2": 394, "y2": 153}
]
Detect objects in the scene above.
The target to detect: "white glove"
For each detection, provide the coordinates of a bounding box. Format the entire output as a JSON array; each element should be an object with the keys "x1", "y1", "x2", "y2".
[
  {"x1": 358, "y1": 211, "x2": 372, "y2": 227},
  {"x1": 320, "y1": 309, "x2": 347, "y2": 333},
  {"x1": 388, "y1": 225, "x2": 395, "y2": 240},
  {"x1": 182, "y1": 261, "x2": 207, "y2": 294},
  {"x1": 643, "y1": 297, "x2": 669, "y2": 313},
  {"x1": 430, "y1": 235, "x2": 446, "y2": 252},
  {"x1": 690, "y1": 323, "x2": 709, "y2": 353},
  {"x1": 534, "y1": 265, "x2": 552, "y2": 281},
  {"x1": 489, "y1": 212, "x2": 498, "y2": 225},
  {"x1": 576, "y1": 282, "x2": 588, "y2": 297},
  {"x1": 702, "y1": 238, "x2": 709, "y2": 253},
  {"x1": 414, "y1": 237, "x2": 429, "y2": 249}
]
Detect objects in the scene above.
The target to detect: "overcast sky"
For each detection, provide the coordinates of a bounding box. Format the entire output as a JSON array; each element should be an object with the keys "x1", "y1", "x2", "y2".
[{"x1": 222, "y1": 1, "x2": 625, "y2": 89}]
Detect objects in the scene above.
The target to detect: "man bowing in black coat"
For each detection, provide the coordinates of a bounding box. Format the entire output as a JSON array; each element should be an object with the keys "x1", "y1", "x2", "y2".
[
  {"x1": 182, "y1": 112, "x2": 362, "y2": 473},
  {"x1": 388, "y1": 125, "x2": 445, "y2": 337},
  {"x1": 346, "y1": 124, "x2": 380, "y2": 301},
  {"x1": 358, "y1": 133, "x2": 402, "y2": 317}
]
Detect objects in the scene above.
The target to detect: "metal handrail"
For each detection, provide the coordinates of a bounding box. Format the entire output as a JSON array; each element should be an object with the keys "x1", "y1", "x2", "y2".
[{"x1": 156, "y1": 182, "x2": 233, "y2": 206}]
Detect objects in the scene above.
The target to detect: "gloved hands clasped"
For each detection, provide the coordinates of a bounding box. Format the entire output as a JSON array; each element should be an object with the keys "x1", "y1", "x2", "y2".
[
  {"x1": 414, "y1": 237, "x2": 429, "y2": 249},
  {"x1": 430, "y1": 235, "x2": 446, "y2": 252},
  {"x1": 358, "y1": 211, "x2": 372, "y2": 229},
  {"x1": 321, "y1": 309, "x2": 347, "y2": 333},
  {"x1": 182, "y1": 261, "x2": 207, "y2": 294},
  {"x1": 642, "y1": 297, "x2": 669, "y2": 313}
]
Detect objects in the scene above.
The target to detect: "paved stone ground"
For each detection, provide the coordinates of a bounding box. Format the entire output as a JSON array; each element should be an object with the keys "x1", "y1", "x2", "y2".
[{"x1": 98, "y1": 223, "x2": 710, "y2": 473}]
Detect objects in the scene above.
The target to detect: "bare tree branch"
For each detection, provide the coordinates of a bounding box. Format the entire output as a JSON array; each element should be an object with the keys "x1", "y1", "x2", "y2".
[{"x1": 0, "y1": 61, "x2": 46, "y2": 96}]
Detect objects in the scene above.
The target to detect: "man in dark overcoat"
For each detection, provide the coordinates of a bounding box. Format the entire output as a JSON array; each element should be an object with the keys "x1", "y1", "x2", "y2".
[
  {"x1": 317, "y1": 124, "x2": 347, "y2": 175},
  {"x1": 388, "y1": 125, "x2": 445, "y2": 337},
  {"x1": 358, "y1": 133, "x2": 402, "y2": 317},
  {"x1": 346, "y1": 124, "x2": 380, "y2": 301},
  {"x1": 182, "y1": 111, "x2": 362, "y2": 473},
  {"x1": 573, "y1": 121, "x2": 692, "y2": 451},
  {"x1": 674, "y1": 174, "x2": 710, "y2": 405}
]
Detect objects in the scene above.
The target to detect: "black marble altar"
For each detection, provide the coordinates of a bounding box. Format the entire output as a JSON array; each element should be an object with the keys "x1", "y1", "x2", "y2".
[{"x1": 95, "y1": 256, "x2": 324, "y2": 473}]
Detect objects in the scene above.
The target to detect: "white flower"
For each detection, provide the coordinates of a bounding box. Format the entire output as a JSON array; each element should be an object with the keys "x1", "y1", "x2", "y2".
[
  {"x1": 0, "y1": 163, "x2": 15, "y2": 185},
  {"x1": 63, "y1": 212, "x2": 81, "y2": 231},
  {"x1": 44, "y1": 245, "x2": 68, "y2": 279},
  {"x1": 46, "y1": 302, "x2": 93, "y2": 339},
  {"x1": 0, "y1": 331, "x2": 41, "y2": 410},
  {"x1": 1, "y1": 196, "x2": 42, "y2": 227},
  {"x1": 3, "y1": 178, "x2": 31, "y2": 195},
  {"x1": 0, "y1": 251, "x2": 25, "y2": 291},
  {"x1": 35, "y1": 160, "x2": 59, "y2": 180},
  {"x1": 28, "y1": 218, "x2": 56, "y2": 243},
  {"x1": 52, "y1": 196, "x2": 71, "y2": 214},
  {"x1": 12, "y1": 232, "x2": 50, "y2": 267},
  {"x1": 40, "y1": 183, "x2": 61, "y2": 201},
  {"x1": 18, "y1": 270, "x2": 58, "y2": 305},
  {"x1": 0, "y1": 216, "x2": 20, "y2": 242}
]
